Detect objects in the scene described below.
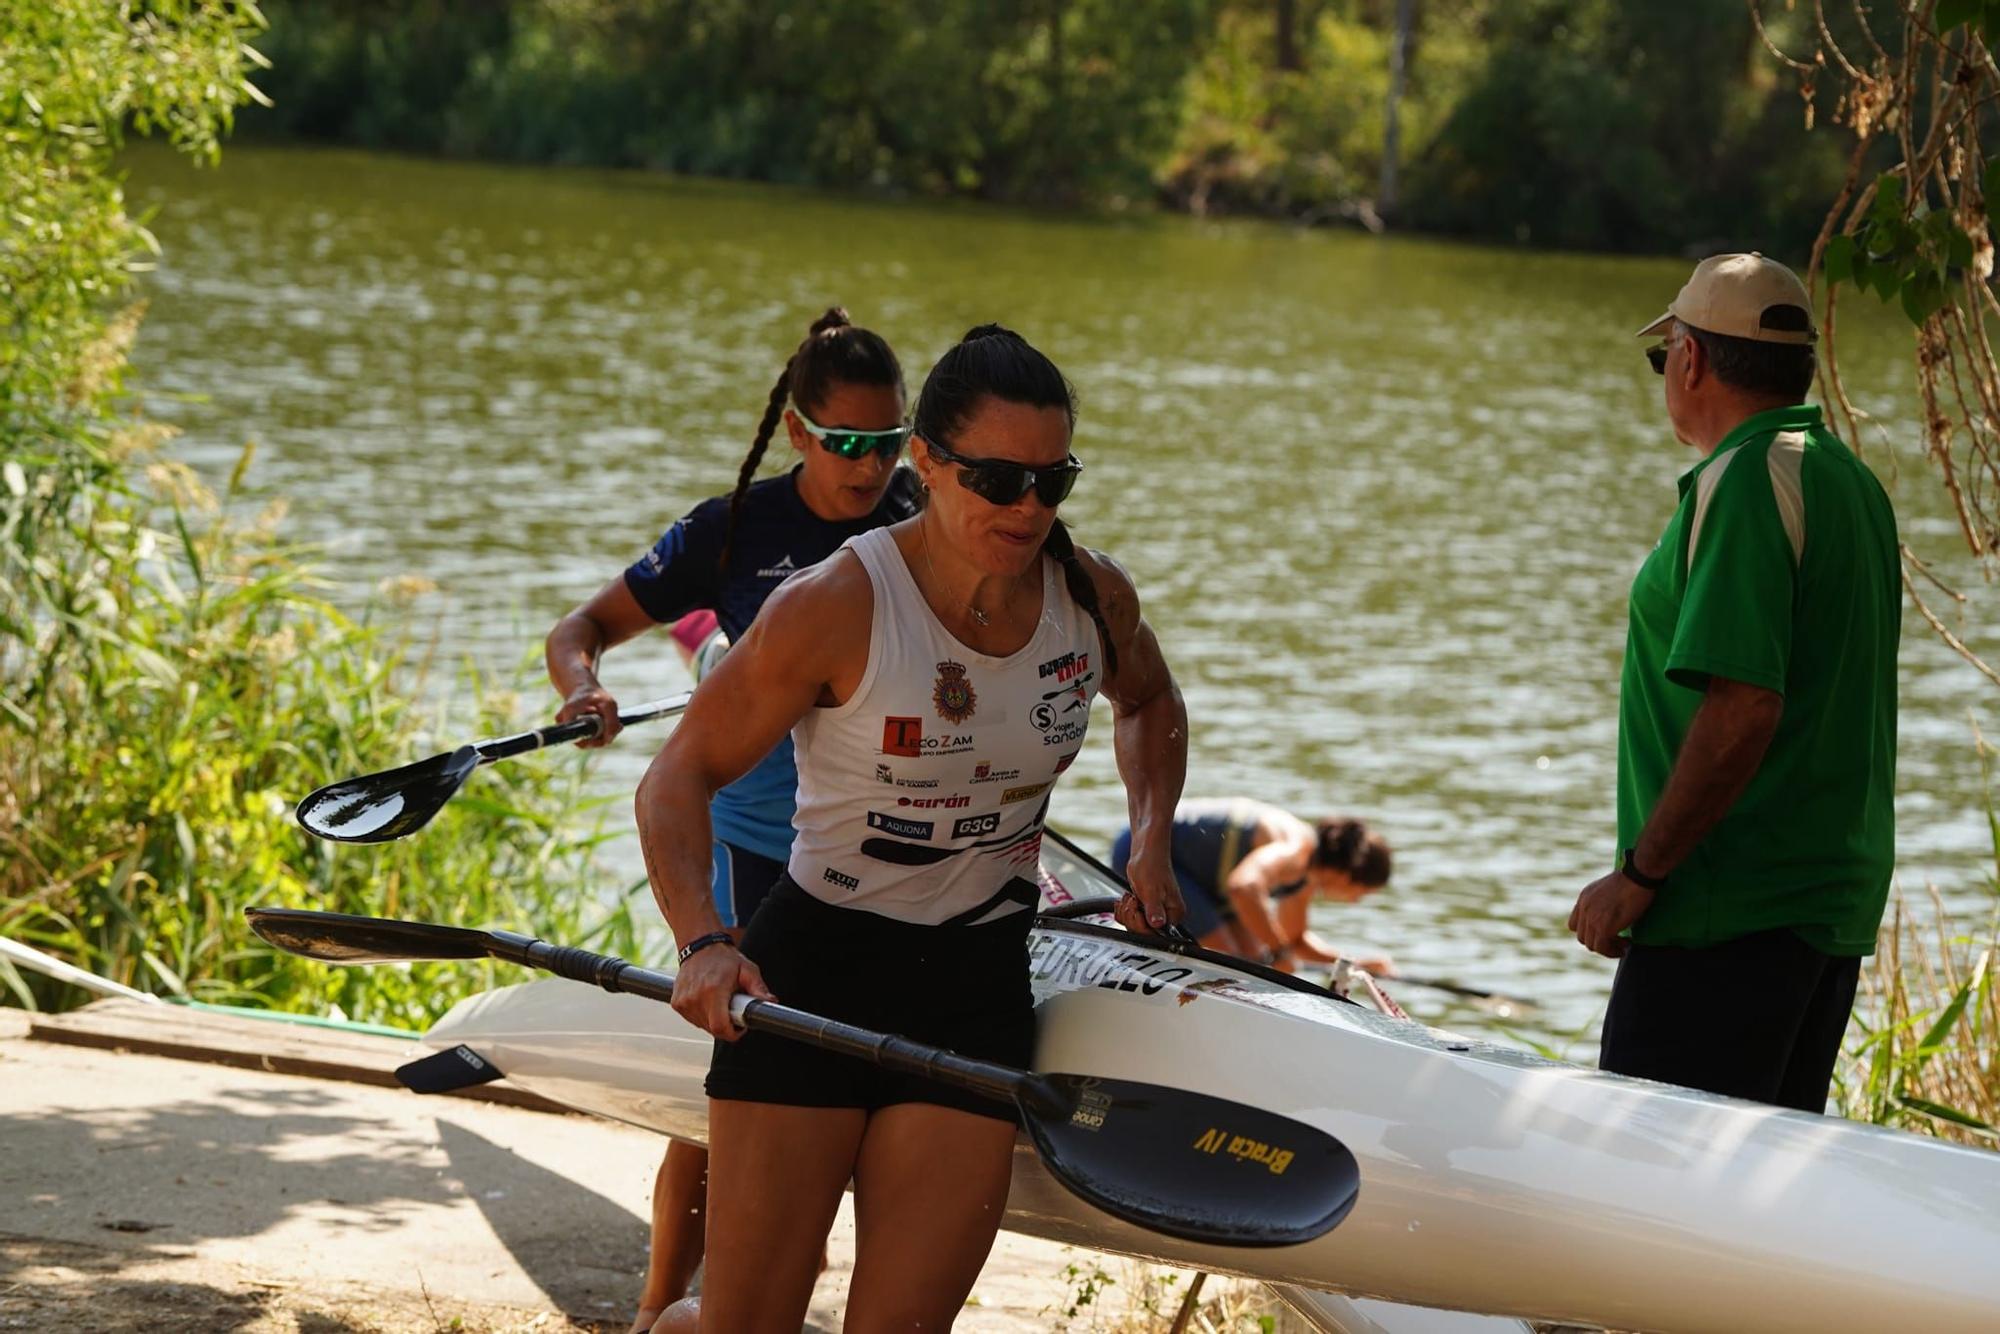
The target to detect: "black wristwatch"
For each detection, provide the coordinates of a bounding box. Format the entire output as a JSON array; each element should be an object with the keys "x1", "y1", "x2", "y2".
[{"x1": 1621, "y1": 848, "x2": 1669, "y2": 891}]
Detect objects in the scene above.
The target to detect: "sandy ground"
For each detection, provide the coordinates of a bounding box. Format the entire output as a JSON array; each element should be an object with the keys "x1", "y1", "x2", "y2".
[{"x1": 0, "y1": 1016, "x2": 1298, "y2": 1333}]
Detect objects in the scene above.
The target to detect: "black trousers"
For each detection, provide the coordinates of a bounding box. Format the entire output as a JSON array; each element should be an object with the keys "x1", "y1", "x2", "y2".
[{"x1": 1598, "y1": 927, "x2": 1862, "y2": 1113}]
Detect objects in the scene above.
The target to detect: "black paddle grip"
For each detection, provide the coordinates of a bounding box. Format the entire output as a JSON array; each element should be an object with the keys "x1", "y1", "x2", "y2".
[{"x1": 542, "y1": 943, "x2": 626, "y2": 992}]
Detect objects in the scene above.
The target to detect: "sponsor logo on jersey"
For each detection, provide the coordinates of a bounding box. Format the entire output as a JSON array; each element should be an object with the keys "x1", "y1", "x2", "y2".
[
  {"x1": 951, "y1": 812, "x2": 1002, "y2": 840},
  {"x1": 1001, "y1": 781, "x2": 1051, "y2": 804},
  {"x1": 866, "y1": 811, "x2": 935, "y2": 840},
  {"x1": 1053, "y1": 750, "x2": 1079, "y2": 773},
  {"x1": 933, "y1": 659, "x2": 977, "y2": 724},
  {"x1": 875, "y1": 763, "x2": 894, "y2": 784},
  {"x1": 971, "y1": 762, "x2": 1022, "y2": 784},
  {"x1": 1037, "y1": 651, "x2": 1090, "y2": 683},
  {"x1": 755, "y1": 554, "x2": 798, "y2": 579},
  {"x1": 823, "y1": 866, "x2": 859, "y2": 891},
  {"x1": 881, "y1": 716, "x2": 974, "y2": 758},
  {"x1": 1041, "y1": 671, "x2": 1095, "y2": 702},
  {"x1": 897, "y1": 794, "x2": 971, "y2": 809},
  {"x1": 882, "y1": 716, "x2": 923, "y2": 757},
  {"x1": 895, "y1": 776, "x2": 940, "y2": 788}
]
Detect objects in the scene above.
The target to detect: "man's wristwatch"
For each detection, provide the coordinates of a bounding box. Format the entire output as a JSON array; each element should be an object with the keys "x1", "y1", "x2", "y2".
[{"x1": 1620, "y1": 848, "x2": 1669, "y2": 891}]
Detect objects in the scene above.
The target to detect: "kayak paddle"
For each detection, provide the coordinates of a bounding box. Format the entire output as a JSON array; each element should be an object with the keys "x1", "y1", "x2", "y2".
[
  {"x1": 245, "y1": 905, "x2": 1361, "y2": 1247},
  {"x1": 294, "y1": 690, "x2": 692, "y2": 844}
]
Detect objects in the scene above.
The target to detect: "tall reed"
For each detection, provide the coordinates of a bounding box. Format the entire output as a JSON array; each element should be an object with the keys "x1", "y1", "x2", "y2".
[
  {"x1": 1, "y1": 1, "x2": 638, "y2": 1030},
  {"x1": 1835, "y1": 732, "x2": 2000, "y2": 1146}
]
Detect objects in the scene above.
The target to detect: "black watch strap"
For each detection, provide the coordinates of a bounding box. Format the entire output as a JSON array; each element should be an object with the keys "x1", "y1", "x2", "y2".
[{"x1": 1621, "y1": 848, "x2": 1669, "y2": 891}]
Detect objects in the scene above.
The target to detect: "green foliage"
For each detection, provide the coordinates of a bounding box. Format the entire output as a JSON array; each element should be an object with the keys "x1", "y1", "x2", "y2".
[
  {"x1": 237, "y1": 0, "x2": 1868, "y2": 252},
  {"x1": 1404, "y1": 0, "x2": 1853, "y2": 251},
  {"x1": 0, "y1": 0, "x2": 635, "y2": 1028},
  {"x1": 1935, "y1": 0, "x2": 2000, "y2": 43},
  {"x1": 249, "y1": 0, "x2": 1207, "y2": 205},
  {"x1": 1823, "y1": 172, "x2": 1978, "y2": 327}
]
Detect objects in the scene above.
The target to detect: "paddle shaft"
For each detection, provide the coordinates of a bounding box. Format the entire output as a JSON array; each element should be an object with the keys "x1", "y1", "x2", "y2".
[
  {"x1": 482, "y1": 930, "x2": 1032, "y2": 1111},
  {"x1": 474, "y1": 690, "x2": 693, "y2": 762}
]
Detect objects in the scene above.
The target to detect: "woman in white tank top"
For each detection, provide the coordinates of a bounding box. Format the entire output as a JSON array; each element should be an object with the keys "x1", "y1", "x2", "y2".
[{"x1": 635, "y1": 326, "x2": 1188, "y2": 1334}]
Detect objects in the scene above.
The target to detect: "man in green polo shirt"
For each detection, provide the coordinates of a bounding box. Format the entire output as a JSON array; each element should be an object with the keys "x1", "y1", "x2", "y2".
[{"x1": 1568, "y1": 252, "x2": 1900, "y2": 1112}]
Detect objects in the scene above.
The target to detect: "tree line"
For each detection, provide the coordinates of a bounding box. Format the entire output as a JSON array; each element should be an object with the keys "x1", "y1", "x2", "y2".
[{"x1": 245, "y1": 0, "x2": 1883, "y2": 254}]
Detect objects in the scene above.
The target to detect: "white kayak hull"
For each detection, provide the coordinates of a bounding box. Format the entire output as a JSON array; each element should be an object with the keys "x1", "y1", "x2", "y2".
[{"x1": 418, "y1": 915, "x2": 2000, "y2": 1332}]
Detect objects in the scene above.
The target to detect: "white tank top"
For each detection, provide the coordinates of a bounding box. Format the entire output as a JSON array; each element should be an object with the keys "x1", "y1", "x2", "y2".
[{"x1": 788, "y1": 527, "x2": 1103, "y2": 925}]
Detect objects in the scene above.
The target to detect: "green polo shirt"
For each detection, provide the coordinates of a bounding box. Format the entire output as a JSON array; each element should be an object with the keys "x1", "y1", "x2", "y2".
[{"x1": 1617, "y1": 404, "x2": 1900, "y2": 955}]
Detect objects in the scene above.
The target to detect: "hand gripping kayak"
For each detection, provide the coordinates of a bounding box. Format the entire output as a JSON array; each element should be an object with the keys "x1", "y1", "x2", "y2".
[{"x1": 246, "y1": 905, "x2": 1360, "y2": 1247}]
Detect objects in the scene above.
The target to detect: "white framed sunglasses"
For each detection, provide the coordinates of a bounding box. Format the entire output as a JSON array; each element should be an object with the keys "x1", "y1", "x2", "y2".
[{"x1": 794, "y1": 409, "x2": 912, "y2": 460}]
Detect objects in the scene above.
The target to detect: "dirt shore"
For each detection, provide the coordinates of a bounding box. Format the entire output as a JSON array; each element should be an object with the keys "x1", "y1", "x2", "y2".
[{"x1": 0, "y1": 1016, "x2": 1295, "y2": 1332}]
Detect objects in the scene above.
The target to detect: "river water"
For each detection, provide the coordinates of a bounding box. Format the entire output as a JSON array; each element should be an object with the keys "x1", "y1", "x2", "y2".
[{"x1": 130, "y1": 144, "x2": 1999, "y2": 1044}]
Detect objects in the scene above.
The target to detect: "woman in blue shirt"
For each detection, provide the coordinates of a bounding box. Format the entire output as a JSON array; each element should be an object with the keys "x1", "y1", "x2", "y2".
[
  {"x1": 1112, "y1": 798, "x2": 1395, "y2": 974},
  {"x1": 545, "y1": 308, "x2": 918, "y2": 1331}
]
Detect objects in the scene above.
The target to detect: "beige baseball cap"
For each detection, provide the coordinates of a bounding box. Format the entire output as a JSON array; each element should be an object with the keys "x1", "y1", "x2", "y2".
[{"x1": 1636, "y1": 252, "x2": 1817, "y2": 345}]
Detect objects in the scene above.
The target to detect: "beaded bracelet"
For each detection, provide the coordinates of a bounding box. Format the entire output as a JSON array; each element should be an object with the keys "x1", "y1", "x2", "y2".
[{"x1": 676, "y1": 930, "x2": 734, "y2": 964}]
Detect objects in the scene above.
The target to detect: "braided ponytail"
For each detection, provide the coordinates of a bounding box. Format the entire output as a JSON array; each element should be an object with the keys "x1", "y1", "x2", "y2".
[
  {"x1": 717, "y1": 306, "x2": 903, "y2": 576},
  {"x1": 1041, "y1": 517, "x2": 1118, "y2": 678}
]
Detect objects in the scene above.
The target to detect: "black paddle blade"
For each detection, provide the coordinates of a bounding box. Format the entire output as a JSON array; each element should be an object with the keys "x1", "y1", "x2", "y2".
[
  {"x1": 247, "y1": 906, "x2": 493, "y2": 965},
  {"x1": 1021, "y1": 1074, "x2": 1359, "y2": 1247},
  {"x1": 396, "y1": 1043, "x2": 506, "y2": 1095},
  {"x1": 294, "y1": 745, "x2": 481, "y2": 843}
]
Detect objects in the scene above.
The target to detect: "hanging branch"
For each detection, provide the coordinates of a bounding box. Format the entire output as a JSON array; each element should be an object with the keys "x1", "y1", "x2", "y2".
[{"x1": 1751, "y1": 0, "x2": 2000, "y2": 687}]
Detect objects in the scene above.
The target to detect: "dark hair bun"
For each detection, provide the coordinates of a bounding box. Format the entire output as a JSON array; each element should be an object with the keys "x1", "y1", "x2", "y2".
[
  {"x1": 809, "y1": 307, "x2": 853, "y2": 337},
  {"x1": 1314, "y1": 817, "x2": 1392, "y2": 888},
  {"x1": 960, "y1": 322, "x2": 1019, "y2": 343}
]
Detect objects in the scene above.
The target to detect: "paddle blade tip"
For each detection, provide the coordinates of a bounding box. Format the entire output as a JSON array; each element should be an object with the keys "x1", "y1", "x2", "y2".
[
  {"x1": 247, "y1": 907, "x2": 492, "y2": 966},
  {"x1": 1023, "y1": 1074, "x2": 1360, "y2": 1247}
]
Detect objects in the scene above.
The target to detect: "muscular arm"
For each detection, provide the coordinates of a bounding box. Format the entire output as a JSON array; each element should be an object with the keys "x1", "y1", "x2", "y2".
[
  {"x1": 635, "y1": 557, "x2": 870, "y2": 1029},
  {"x1": 1570, "y1": 675, "x2": 1784, "y2": 956},
  {"x1": 545, "y1": 577, "x2": 659, "y2": 746},
  {"x1": 1082, "y1": 549, "x2": 1188, "y2": 930}
]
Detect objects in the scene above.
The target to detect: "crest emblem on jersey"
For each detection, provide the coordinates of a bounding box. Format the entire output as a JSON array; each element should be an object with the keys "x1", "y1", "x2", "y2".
[{"x1": 933, "y1": 660, "x2": 977, "y2": 725}]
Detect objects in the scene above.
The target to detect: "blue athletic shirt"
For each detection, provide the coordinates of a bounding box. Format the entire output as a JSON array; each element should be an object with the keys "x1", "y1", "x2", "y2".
[{"x1": 623, "y1": 465, "x2": 922, "y2": 861}]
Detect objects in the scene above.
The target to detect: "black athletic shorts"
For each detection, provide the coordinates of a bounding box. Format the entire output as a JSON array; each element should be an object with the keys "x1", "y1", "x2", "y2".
[
  {"x1": 704, "y1": 874, "x2": 1037, "y2": 1123},
  {"x1": 1599, "y1": 926, "x2": 1862, "y2": 1113}
]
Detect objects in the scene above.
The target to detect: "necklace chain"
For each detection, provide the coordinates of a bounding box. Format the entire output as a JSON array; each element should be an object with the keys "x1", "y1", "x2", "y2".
[{"x1": 922, "y1": 519, "x2": 994, "y2": 627}]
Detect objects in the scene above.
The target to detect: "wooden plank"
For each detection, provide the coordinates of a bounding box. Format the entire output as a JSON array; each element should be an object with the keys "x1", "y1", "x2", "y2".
[{"x1": 20, "y1": 998, "x2": 576, "y2": 1118}]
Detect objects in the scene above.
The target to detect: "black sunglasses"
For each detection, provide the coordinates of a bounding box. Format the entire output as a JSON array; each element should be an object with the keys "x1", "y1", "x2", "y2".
[
  {"x1": 1646, "y1": 344, "x2": 1669, "y2": 375},
  {"x1": 923, "y1": 436, "x2": 1083, "y2": 508}
]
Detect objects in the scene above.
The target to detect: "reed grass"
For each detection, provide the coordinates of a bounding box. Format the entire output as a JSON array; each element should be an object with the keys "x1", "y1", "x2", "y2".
[
  {"x1": 1837, "y1": 880, "x2": 1999, "y2": 1138},
  {"x1": 0, "y1": 1, "x2": 638, "y2": 1031},
  {"x1": 1834, "y1": 726, "x2": 2000, "y2": 1145}
]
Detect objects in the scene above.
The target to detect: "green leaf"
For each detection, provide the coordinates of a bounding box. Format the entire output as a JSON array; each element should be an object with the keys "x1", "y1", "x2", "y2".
[
  {"x1": 1896, "y1": 1093, "x2": 2000, "y2": 1138},
  {"x1": 1825, "y1": 234, "x2": 1856, "y2": 284},
  {"x1": 1948, "y1": 226, "x2": 1975, "y2": 270},
  {"x1": 1938, "y1": 0, "x2": 1984, "y2": 34},
  {"x1": 1915, "y1": 950, "x2": 1990, "y2": 1064},
  {"x1": 1871, "y1": 172, "x2": 1906, "y2": 225},
  {"x1": 1873, "y1": 258, "x2": 1905, "y2": 302},
  {"x1": 1901, "y1": 269, "x2": 1946, "y2": 325}
]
